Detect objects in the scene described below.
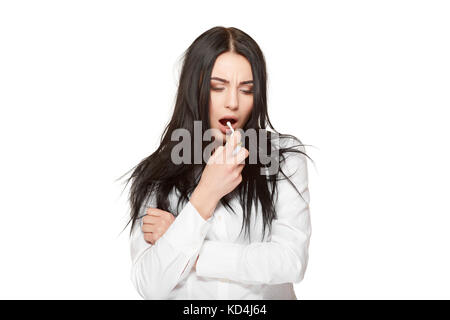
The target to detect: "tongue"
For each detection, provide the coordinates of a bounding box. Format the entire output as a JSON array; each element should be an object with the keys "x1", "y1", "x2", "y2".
[{"x1": 220, "y1": 119, "x2": 235, "y2": 125}]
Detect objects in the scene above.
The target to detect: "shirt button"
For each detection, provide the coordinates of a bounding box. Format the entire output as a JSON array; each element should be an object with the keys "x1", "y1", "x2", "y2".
[{"x1": 218, "y1": 215, "x2": 222, "y2": 221}]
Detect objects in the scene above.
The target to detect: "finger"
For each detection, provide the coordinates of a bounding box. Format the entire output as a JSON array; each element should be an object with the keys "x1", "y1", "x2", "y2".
[
  {"x1": 209, "y1": 145, "x2": 226, "y2": 165},
  {"x1": 144, "y1": 233, "x2": 154, "y2": 244},
  {"x1": 143, "y1": 215, "x2": 158, "y2": 224},
  {"x1": 142, "y1": 224, "x2": 155, "y2": 233},
  {"x1": 146, "y1": 208, "x2": 163, "y2": 217},
  {"x1": 231, "y1": 145, "x2": 241, "y2": 157},
  {"x1": 234, "y1": 147, "x2": 249, "y2": 164},
  {"x1": 225, "y1": 130, "x2": 241, "y2": 156},
  {"x1": 146, "y1": 231, "x2": 161, "y2": 242}
]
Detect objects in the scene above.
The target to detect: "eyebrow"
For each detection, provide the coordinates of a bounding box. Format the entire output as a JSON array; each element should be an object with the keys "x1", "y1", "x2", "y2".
[{"x1": 210, "y1": 77, "x2": 253, "y2": 85}]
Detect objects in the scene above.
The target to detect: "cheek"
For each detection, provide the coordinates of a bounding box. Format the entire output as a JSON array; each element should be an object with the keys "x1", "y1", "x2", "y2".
[
  {"x1": 210, "y1": 93, "x2": 223, "y2": 108},
  {"x1": 209, "y1": 96, "x2": 220, "y2": 125},
  {"x1": 241, "y1": 97, "x2": 254, "y2": 119}
]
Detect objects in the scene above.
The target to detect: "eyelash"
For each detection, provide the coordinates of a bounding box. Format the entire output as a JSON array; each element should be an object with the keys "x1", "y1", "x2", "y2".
[{"x1": 211, "y1": 87, "x2": 253, "y2": 94}]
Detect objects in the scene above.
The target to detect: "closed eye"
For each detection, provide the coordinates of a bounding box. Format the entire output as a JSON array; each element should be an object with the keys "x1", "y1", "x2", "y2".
[{"x1": 211, "y1": 87, "x2": 253, "y2": 94}]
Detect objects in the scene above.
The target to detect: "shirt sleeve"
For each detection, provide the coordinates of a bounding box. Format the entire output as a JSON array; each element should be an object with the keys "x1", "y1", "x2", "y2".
[
  {"x1": 195, "y1": 142, "x2": 312, "y2": 285},
  {"x1": 130, "y1": 195, "x2": 214, "y2": 299}
]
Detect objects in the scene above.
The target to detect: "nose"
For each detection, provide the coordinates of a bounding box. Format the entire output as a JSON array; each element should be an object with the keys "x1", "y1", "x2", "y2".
[{"x1": 226, "y1": 88, "x2": 238, "y2": 110}]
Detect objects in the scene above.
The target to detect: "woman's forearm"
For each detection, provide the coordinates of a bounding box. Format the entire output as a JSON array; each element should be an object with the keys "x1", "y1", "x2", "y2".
[{"x1": 190, "y1": 185, "x2": 220, "y2": 220}]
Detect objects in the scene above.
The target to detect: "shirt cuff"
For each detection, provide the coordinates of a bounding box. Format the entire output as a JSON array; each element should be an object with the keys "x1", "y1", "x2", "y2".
[
  {"x1": 161, "y1": 200, "x2": 214, "y2": 257},
  {"x1": 195, "y1": 240, "x2": 242, "y2": 280}
]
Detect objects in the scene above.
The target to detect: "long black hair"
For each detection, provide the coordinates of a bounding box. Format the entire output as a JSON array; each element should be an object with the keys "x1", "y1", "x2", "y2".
[{"x1": 119, "y1": 26, "x2": 313, "y2": 241}]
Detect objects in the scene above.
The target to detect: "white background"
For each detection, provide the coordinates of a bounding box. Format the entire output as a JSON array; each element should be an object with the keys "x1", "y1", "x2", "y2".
[{"x1": 1, "y1": 1, "x2": 449, "y2": 299}]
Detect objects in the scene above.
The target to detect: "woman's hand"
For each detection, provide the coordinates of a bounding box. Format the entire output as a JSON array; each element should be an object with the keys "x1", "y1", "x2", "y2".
[
  {"x1": 203, "y1": 130, "x2": 249, "y2": 198},
  {"x1": 142, "y1": 207, "x2": 175, "y2": 245},
  {"x1": 190, "y1": 131, "x2": 249, "y2": 219}
]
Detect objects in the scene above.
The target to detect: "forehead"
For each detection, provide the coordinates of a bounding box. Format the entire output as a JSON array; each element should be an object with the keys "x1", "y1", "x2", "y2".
[{"x1": 211, "y1": 52, "x2": 253, "y2": 80}]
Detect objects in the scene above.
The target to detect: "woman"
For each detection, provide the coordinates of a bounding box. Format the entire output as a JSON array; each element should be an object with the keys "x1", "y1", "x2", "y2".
[{"x1": 122, "y1": 26, "x2": 313, "y2": 299}]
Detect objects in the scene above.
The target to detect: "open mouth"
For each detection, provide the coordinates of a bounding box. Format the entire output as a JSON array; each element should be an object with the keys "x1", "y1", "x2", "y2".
[{"x1": 219, "y1": 118, "x2": 237, "y2": 126}]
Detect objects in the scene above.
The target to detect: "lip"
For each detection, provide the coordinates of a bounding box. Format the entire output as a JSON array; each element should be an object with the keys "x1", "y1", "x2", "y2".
[
  {"x1": 218, "y1": 115, "x2": 239, "y2": 134},
  {"x1": 218, "y1": 119, "x2": 238, "y2": 134},
  {"x1": 219, "y1": 115, "x2": 238, "y2": 123}
]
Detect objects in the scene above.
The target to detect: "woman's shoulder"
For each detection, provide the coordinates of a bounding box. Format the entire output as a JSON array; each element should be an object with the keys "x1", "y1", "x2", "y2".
[
  {"x1": 269, "y1": 133, "x2": 306, "y2": 152},
  {"x1": 269, "y1": 133, "x2": 309, "y2": 178},
  {"x1": 269, "y1": 133, "x2": 308, "y2": 164}
]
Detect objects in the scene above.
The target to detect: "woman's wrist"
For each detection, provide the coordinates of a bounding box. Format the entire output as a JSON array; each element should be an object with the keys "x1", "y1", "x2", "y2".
[{"x1": 190, "y1": 184, "x2": 220, "y2": 220}]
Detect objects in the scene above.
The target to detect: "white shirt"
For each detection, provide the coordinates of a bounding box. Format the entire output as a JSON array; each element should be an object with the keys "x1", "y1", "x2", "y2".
[{"x1": 129, "y1": 138, "x2": 312, "y2": 300}]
